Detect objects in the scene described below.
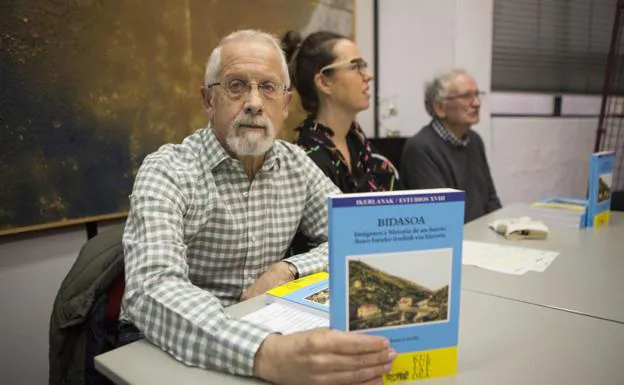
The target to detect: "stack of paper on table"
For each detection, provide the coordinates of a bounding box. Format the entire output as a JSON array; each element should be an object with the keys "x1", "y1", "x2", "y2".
[
  {"x1": 529, "y1": 196, "x2": 588, "y2": 229},
  {"x1": 462, "y1": 240, "x2": 559, "y2": 275}
]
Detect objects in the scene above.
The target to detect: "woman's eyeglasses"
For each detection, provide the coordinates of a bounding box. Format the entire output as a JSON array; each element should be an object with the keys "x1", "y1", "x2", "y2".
[{"x1": 319, "y1": 58, "x2": 370, "y2": 77}]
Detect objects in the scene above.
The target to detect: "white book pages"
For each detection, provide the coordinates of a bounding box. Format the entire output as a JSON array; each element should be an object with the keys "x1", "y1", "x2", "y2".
[{"x1": 242, "y1": 302, "x2": 329, "y2": 334}]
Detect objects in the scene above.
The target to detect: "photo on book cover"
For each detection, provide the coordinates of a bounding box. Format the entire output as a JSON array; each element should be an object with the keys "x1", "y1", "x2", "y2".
[
  {"x1": 304, "y1": 288, "x2": 330, "y2": 306},
  {"x1": 597, "y1": 172, "x2": 612, "y2": 203},
  {"x1": 346, "y1": 248, "x2": 452, "y2": 332}
]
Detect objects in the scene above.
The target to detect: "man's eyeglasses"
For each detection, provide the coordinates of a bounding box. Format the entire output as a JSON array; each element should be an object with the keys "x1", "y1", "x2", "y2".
[
  {"x1": 320, "y1": 58, "x2": 370, "y2": 77},
  {"x1": 443, "y1": 91, "x2": 486, "y2": 103},
  {"x1": 206, "y1": 78, "x2": 287, "y2": 101}
]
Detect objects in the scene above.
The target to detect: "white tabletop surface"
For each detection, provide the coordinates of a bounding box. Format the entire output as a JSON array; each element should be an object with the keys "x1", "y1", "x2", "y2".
[
  {"x1": 95, "y1": 289, "x2": 624, "y2": 385},
  {"x1": 462, "y1": 204, "x2": 624, "y2": 323}
]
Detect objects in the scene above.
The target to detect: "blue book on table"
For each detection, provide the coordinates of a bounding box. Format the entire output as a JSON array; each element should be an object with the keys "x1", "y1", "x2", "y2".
[
  {"x1": 328, "y1": 189, "x2": 465, "y2": 383},
  {"x1": 586, "y1": 151, "x2": 615, "y2": 227},
  {"x1": 265, "y1": 272, "x2": 329, "y2": 318}
]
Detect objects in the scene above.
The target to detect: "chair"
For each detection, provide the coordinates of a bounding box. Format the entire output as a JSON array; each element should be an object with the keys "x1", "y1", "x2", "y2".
[
  {"x1": 371, "y1": 152, "x2": 400, "y2": 182},
  {"x1": 612, "y1": 191, "x2": 624, "y2": 211},
  {"x1": 49, "y1": 224, "x2": 126, "y2": 385}
]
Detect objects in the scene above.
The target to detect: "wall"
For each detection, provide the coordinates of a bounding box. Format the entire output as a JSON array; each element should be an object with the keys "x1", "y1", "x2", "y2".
[
  {"x1": 377, "y1": 0, "x2": 597, "y2": 203},
  {"x1": 0, "y1": 221, "x2": 123, "y2": 385},
  {"x1": 378, "y1": 0, "x2": 493, "y2": 150},
  {"x1": 491, "y1": 117, "x2": 598, "y2": 204},
  {"x1": 454, "y1": 0, "x2": 493, "y2": 150},
  {"x1": 378, "y1": 0, "x2": 454, "y2": 138},
  {"x1": 0, "y1": 227, "x2": 84, "y2": 385},
  {"x1": 355, "y1": 0, "x2": 375, "y2": 137}
]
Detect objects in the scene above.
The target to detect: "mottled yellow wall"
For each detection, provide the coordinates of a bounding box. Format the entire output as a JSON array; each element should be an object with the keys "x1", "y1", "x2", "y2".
[{"x1": 0, "y1": 0, "x2": 353, "y2": 235}]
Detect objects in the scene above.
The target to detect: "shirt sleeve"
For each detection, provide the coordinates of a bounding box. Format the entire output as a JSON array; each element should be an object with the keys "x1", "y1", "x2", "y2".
[
  {"x1": 283, "y1": 154, "x2": 341, "y2": 276},
  {"x1": 122, "y1": 157, "x2": 274, "y2": 376}
]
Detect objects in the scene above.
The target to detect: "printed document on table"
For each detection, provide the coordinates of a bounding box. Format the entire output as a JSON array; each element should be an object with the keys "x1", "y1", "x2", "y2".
[
  {"x1": 462, "y1": 240, "x2": 559, "y2": 275},
  {"x1": 241, "y1": 302, "x2": 328, "y2": 334}
]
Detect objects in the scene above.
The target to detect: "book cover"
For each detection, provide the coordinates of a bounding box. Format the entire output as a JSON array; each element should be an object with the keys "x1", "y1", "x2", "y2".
[
  {"x1": 265, "y1": 272, "x2": 329, "y2": 318},
  {"x1": 328, "y1": 189, "x2": 465, "y2": 383},
  {"x1": 586, "y1": 151, "x2": 615, "y2": 227}
]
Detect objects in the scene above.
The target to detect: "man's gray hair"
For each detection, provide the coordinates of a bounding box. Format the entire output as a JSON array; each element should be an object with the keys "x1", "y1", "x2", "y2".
[
  {"x1": 204, "y1": 30, "x2": 290, "y2": 89},
  {"x1": 423, "y1": 68, "x2": 469, "y2": 118}
]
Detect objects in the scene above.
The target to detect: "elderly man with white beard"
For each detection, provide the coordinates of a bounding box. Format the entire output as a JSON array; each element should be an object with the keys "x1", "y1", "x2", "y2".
[{"x1": 119, "y1": 30, "x2": 396, "y2": 385}]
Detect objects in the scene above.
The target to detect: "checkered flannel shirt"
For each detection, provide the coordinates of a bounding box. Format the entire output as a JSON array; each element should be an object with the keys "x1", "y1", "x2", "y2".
[
  {"x1": 120, "y1": 126, "x2": 340, "y2": 376},
  {"x1": 432, "y1": 119, "x2": 469, "y2": 147}
]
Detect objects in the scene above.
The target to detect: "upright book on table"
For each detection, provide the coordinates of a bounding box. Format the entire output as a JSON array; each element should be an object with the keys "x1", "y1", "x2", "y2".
[
  {"x1": 586, "y1": 151, "x2": 615, "y2": 227},
  {"x1": 328, "y1": 189, "x2": 465, "y2": 384}
]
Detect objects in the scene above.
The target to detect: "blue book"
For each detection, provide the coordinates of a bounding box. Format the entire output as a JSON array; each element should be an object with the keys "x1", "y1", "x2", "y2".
[
  {"x1": 534, "y1": 196, "x2": 588, "y2": 210},
  {"x1": 328, "y1": 189, "x2": 465, "y2": 383},
  {"x1": 586, "y1": 151, "x2": 615, "y2": 227},
  {"x1": 265, "y1": 272, "x2": 329, "y2": 318}
]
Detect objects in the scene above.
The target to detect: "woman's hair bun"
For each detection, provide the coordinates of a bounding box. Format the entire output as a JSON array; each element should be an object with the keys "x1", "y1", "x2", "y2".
[{"x1": 281, "y1": 30, "x2": 303, "y2": 63}]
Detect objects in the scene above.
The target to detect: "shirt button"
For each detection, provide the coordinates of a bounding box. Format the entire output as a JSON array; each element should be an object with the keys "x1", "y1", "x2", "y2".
[{"x1": 251, "y1": 234, "x2": 256, "y2": 242}]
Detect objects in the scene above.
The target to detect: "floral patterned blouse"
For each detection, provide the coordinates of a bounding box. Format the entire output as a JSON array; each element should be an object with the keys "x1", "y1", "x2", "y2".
[{"x1": 294, "y1": 117, "x2": 398, "y2": 193}]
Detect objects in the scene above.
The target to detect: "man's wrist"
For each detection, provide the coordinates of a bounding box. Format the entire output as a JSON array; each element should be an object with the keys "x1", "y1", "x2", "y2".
[
  {"x1": 282, "y1": 260, "x2": 299, "y2": 279},
  {"x1": 253, "y1": 333, "x2": 280, "y2": 382}
]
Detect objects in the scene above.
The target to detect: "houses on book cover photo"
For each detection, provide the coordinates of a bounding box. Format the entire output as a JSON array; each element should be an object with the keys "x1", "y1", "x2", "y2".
[
  {"x1": 346, "y1": 248, "x2": 453, "y2": 332},
  {"x1": 597, "y1": 172, "x2": 613, "y2": 203},
  {"x1": 304, "y1": 288, "x2": 330, "y2": 307}
]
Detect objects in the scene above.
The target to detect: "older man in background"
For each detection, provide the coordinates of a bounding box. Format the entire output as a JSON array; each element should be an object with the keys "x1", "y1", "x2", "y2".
[
  {"x1": 119, "y1": 29, "x2": 395, "y2": 385},
  {"x1": 400, "y1": 69, "x2": 501, "y2": 222}
]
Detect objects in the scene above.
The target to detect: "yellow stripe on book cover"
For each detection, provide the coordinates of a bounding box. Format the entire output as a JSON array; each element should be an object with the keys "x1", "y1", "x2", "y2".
[
  {"x1": 530, "y1": 202, "x2": 585, "y2": 212},
  {"x1": 593, "y1": 211, "x2": 611, "y2": 227},
  {"x1": 267, "y1": 272, "x2": 329, "y2": 297},
  {"x1": 383, "y1": 347, "x2": 457, "y2": 384}
]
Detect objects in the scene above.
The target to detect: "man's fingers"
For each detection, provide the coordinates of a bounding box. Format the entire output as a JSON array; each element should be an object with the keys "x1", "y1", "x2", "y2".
[
  {"x1": 307, "y1": 349, "x2": 395, "y2": 372},
  {"x1": 313, "y1": 362, "x2": 392, "y2": 385},
  {"x1": 353, "y1": 375, "x2": 387, "y2": 385},
  {"x1": 319, "y1": 330, "x2": 389, "y2": 354}
]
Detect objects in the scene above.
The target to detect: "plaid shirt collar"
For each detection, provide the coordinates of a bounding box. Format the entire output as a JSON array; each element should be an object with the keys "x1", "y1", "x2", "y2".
[
  {"x1": 201, "y1": 125, "x2": 281, "y2": 172},
  {"x1": 432, "y1": 119, "x2": 469, "y2": 147}
]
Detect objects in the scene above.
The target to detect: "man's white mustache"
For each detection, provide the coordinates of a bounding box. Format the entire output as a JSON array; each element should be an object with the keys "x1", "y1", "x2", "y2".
[{"x1": 233, "y1": 115, "x2": 269, "y2": 129}]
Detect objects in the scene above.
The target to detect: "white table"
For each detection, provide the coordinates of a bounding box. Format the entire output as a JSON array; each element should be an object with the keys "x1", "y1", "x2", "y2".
[
  {"x1": 95, "y1": 290, "x2": 624, "y2": 384},
  {"x1": 463, "y1": 204, "x2": 624, "y2": 323}
]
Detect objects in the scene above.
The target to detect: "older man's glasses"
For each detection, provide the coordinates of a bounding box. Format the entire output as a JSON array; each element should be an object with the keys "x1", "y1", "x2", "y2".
[
  {"x1": 443, "y1": 91, "x2": 486, "y2": 103},
  {"x1": 320, "y1": 58, "x2": 369, "y2": 77},
  {"x1": 207, "y1": 78, "x2": 287, "y2": 101}
]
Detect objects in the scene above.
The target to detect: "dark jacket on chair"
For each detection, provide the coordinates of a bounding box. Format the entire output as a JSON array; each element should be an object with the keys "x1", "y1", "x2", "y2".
[{"x1": 49, "y1": 224, "x2": 125, "y2": 385}]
